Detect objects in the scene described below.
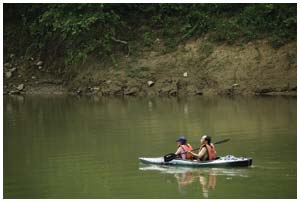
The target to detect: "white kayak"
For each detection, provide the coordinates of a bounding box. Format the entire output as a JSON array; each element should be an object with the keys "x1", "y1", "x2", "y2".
[{"x1": 139, "y1": 155, "x2": 253, "y2": 168}]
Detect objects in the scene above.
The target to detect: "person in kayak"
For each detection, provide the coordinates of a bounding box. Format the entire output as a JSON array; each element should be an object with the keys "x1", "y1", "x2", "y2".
[
  {"x1": 175, "y1": 136, "x2": 194, "y2": 160},
  {"x1": 188, "y1": 135, "x2": 217, "y2": 161}
]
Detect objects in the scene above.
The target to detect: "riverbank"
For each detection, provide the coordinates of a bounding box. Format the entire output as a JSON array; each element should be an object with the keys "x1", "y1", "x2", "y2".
[
  {"x1": 4, "y1": 4, "x2": 296, "y2": 97},
  {"x1": 4, "y1": 38, "x2": 297, "y2": 97}
]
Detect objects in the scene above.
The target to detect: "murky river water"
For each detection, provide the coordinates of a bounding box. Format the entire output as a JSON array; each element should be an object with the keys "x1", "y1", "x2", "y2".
[{"x1": 3, "y1": 95, "x2": 296, "y2": 198}]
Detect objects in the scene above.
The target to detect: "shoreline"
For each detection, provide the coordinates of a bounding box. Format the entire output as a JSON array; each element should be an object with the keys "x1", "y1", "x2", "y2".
[{"x1": 3, "y1": 82, "x2": 297, "y2": 97}]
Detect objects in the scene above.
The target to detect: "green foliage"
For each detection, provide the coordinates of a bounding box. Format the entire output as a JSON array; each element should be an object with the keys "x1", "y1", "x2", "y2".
[
  {"x1": 212, "y1": 20, "x2": 241, "y2": 44},
  {"x1": 4, "y1": 3, "x2": 297, "y2": 71},
  {"x1": 143, "y1": 32, "x2": 154, "y2": 47},
  {"x1": 5, "y1": 4, "x2": 122, "y2": 66},
  {"x1": 270, "y1": 35, "x2": 286, "y2": 49}
]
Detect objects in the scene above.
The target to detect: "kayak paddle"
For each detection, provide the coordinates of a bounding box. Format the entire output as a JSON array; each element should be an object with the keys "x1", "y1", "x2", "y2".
[{"x1": 163, "y1": 138, "x2": 230, "y2": 162}]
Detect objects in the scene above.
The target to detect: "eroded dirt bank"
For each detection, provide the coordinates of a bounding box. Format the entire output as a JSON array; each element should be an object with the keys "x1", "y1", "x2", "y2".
[{"x1": 3, "y1": 39, "x2": 297, "y2": 97}]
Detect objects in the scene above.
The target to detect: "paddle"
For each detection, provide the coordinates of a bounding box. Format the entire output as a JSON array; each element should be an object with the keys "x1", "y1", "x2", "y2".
[{"x1": 163, "y1": 138, "x2": 230, "y2": 162}]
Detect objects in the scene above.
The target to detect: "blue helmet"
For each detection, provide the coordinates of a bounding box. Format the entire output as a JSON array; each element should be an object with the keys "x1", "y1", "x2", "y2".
[{"x1": 176, "y1": 136, "x2": 187, "y2": 143}]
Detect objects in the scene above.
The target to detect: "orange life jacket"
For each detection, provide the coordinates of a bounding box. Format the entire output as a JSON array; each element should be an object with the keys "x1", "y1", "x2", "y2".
[
  {"x1": 179, "y1": 144, "x2": 194, "y2": 160},
  {"x1": 205, "y1": 143, "x2": 217, "y2": 160}
]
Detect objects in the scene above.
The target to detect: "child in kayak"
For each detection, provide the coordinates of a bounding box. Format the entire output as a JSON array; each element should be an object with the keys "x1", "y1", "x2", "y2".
[
  {"x1": 188, "y1": 135, "x2": 217, "y2": 161},
  {"x1": 174, "y1": 136, "x2": 194, "y2": 160}
]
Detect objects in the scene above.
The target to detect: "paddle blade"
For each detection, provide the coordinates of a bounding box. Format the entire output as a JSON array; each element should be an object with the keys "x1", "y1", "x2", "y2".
[
  {"x1": 214, "y1": 138, "x2": 230, "y2": 145},
  {"x1": 164, "y1": 153, "x2": 177, "y2": 162}
]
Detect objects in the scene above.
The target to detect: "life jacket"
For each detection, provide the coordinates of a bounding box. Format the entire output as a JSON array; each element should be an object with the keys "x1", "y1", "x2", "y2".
[
  {"x1": 204, "y1": 143, "x2": 217, "y2": 160},
  {"x1": 178, "y1": 144, "x2": 194, "y2": 160}
]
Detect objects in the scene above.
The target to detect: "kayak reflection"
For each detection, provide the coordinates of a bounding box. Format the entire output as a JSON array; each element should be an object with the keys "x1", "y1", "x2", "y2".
[
  {"x1": 174, "y1": 169, "x2": 216, "y2": 197},
  {"x1": 139, "y1": 164, "x2": 250, "y2": 198}
]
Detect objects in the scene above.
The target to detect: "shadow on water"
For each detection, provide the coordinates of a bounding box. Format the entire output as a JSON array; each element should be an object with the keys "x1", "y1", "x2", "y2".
[{"x1": 139, "y1": 164, "x2": 251, "y2": 198}]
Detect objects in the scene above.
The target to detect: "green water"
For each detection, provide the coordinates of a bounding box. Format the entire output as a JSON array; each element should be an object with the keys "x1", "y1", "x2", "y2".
[{"x1": 3, "y1": 95, "x2": 297, "y2": 199}]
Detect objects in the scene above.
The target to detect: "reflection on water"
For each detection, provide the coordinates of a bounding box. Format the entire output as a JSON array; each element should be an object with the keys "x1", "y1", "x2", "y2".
[
  {"x1": 198, "y1": 171, "x2": 216, "y2": 198},
  {"x1": 175, "y1": 171, "x2": 195, "y2": 195},
  {"x1": 139, "y1": 164, "x2": 249, "y2": 198}
]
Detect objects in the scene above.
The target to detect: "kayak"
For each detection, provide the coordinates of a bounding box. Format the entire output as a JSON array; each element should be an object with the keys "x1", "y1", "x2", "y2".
[{"x1": 139, "y1": 155, "x2": 252, "y2": 168}]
